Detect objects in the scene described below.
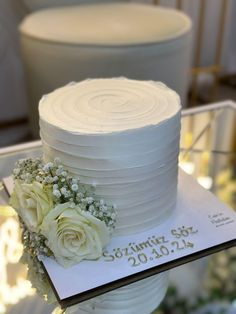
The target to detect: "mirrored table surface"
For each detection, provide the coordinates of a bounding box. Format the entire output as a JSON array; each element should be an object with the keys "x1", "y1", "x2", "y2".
[{"x1": 0, "y1": 100, "x2": 235, "y2": 314}]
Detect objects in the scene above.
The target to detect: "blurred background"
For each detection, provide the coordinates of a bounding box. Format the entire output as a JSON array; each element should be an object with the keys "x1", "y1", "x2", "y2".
[
  {"x1": 0, "y1": 0, "x2": 236, "y2": 146},
  {"x1": 0, "y1": 0, "x2": 235, "y2": 314}
]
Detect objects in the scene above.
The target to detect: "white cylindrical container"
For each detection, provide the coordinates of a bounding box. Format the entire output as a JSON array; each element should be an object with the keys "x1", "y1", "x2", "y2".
[
  {"x1": 22, "y1": 0, "x2": 127, "y2": 12},
  {"x1": 20, "y1": 3, "x2": 192, "y2": 137}
]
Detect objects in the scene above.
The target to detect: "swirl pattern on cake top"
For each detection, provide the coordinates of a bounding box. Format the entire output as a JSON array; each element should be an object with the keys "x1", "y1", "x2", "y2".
[
  {"x1": 39, "y1": 78, "x2": 179, "y2": 134},
  {"x1": 39, "y1": 78, "x2": 181, "y2": 236}
]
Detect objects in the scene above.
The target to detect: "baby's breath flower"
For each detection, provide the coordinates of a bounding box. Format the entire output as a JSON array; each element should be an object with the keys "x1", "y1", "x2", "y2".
[
  {"x1": 56, "y1": 167, "x2": 63, "y2": 176},
  {"x1": 60, "y1": 186, "x2": 67, "y2": 195},
  {"x1": 86, "y1": 197, "x2": 94, "y2": 204},
  {"x1": 100, "y1": 205, "x2": 107, "y2": 212},
  {"x1": 13, "y1": 168, "x2": 20, "y2": 176},
  {"x1": 53, "y1": 189, "x2": 61, "y2": 198},
  {"x1": 71, "y1": 184, "x2": 78, "y2": 192},
  {"x1": 20, "y1": 174, "x2": 26, "y2": 180},
  {"x1": 53, "y1": 176, "x2": 58, "y2": 182},
  {"x1": 89, "y1": 205, "x2": 95, "y2": 211},
  {"x1": 64, "y1": 190, "x2": 71, "y2": 198},
  {"x1": 43, "y1": 162, "x2": 53, "y2": 172},
  {"x1": 20, "y1": 218, "x2": 51, "y2": 259},
  {"x1": 111, "y1": 213, "x2": 116, "y2": 220},
  {"x1": 44, "y1": 176, "x2": 53, "y2": 184},
  {"x1": 77, "y1": 192, "x2": 83, "y2": 198},
  {"x1": 36, "y1": 175, "x2": 41, "y2": 182},
  {"x1": 69, "y1": 202, "x2": 76, "y2": 208},
  {"x1": 72, "y1": 178, "x2": 79, "y2": 184}
]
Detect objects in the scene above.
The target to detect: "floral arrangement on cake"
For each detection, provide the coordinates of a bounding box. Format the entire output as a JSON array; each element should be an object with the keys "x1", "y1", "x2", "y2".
[
  {"x1": 9, "y1": 157, "x2": 116, "y2": 302},
  {"x1": 10, "y1": 157, "x2": 116, "y2": 267}
]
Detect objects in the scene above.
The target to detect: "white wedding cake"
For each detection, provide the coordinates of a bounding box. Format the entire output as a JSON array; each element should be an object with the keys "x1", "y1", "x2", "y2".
[{"x1": 39, "y1": 78, "x2": 181, "y2": 314}]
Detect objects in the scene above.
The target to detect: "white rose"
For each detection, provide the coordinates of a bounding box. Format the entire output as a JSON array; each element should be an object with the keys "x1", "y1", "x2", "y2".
[
  {"x1": 41, "y1": 203, "x2": 109, "y2": 268},
  {"x1": 10, "y1": 179, "x2": 53, "y2": 232}
]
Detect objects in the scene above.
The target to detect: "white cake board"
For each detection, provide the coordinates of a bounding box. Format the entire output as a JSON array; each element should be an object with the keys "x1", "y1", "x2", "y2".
[{"x1": 3, "y1": 170, "x2": 236, "y2": 309}]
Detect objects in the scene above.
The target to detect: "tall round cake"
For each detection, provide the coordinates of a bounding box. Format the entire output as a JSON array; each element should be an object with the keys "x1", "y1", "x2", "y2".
[{"x1": 39, "y1": 78, "x2": 181, "y2": 314}]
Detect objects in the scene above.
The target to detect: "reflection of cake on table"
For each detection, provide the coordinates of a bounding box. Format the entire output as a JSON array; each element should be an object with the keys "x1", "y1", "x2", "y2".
[{"x1": 39, "y1": 78, "x2": 181, "y2": 314}]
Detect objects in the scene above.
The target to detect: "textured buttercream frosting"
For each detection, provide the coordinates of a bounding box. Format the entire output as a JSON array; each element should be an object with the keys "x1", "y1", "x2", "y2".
[
  {"x1": 39, "y1": 78, "x2": 181, "y2": 236},
  {"x1": 77, "y1": 272, "x2": 169, "y2": 314},
  {"x1": 39, "y1": 78, "x2": 181, "y2": 314}
]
